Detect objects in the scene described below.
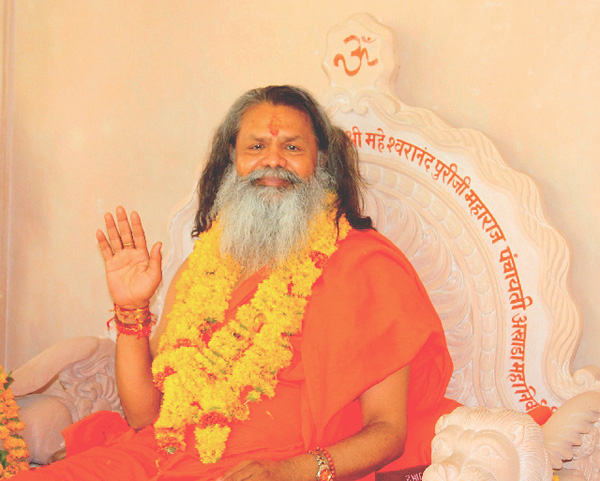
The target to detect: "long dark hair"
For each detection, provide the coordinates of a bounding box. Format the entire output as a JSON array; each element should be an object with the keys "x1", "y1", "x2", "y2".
[{"x1": 192, "y1": 85, "x2": 372, "y2": 236}]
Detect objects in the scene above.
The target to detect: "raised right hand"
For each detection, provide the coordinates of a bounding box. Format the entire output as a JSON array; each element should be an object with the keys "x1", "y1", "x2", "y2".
[{"x1": 96, "y1": 206, "x2": 162, "y2": 309}]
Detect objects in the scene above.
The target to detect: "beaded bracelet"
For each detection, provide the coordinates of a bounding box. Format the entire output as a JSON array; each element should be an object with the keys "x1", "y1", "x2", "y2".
[
  {"x1": 308, "y1": 447, "x2": 336, "y2": 481},
  {"x1": 107, "y1": 304, "x2": 157, "y2": 338}
]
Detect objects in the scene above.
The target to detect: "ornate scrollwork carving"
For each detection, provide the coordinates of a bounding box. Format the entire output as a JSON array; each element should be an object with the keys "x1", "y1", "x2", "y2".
[
  {"x1": 45, "y1": 338, "x2": 121, "y2": 422},
  {"x1": 361, "y1": 160, "x2": 499, "y2": 408}
]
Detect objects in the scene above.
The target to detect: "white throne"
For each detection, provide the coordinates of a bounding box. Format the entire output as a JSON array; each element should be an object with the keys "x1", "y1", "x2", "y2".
[{"x1": 11, "y1": 13, "x2": 600, "y2": 481}]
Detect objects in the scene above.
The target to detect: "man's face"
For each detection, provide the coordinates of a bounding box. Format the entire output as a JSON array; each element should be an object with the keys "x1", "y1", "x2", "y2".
[{"x1": 234, "y1": 103, "x2": 320, "y2": 186}]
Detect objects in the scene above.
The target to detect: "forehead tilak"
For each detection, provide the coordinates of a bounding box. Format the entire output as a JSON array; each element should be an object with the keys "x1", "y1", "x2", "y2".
[{"x1": 268, "y1": 115, "x2": 281, "y2": 136}]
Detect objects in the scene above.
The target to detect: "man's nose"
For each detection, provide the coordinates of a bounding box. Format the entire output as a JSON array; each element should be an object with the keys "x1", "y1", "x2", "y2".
[{"x1": 261, "y1": 146, "x2": 287, "y2": 169}]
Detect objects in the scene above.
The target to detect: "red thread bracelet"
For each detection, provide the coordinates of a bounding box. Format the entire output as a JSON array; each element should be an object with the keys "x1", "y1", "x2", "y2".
[{"x1": 107, "y1": 305, "x2": 157, "y2": 338}]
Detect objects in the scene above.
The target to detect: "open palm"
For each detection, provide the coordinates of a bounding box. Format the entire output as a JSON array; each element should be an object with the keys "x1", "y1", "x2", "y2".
[{"x1": 96, "y1": 207, "x2": 162, "y2": 309}]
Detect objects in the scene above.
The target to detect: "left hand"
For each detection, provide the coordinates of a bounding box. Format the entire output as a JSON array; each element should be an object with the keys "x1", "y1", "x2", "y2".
[{"x1": 216, "y1": 459, "x2": 291, "y2": 481}]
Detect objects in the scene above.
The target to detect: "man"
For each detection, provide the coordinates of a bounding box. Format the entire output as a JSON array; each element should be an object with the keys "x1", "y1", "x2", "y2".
[{"x1": 16, "y1": 86, "x2": 456, "y2": 480}]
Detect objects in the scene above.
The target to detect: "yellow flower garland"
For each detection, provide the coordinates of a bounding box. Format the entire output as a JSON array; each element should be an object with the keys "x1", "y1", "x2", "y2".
[
  {"x1": 0, "y1": 367, "x2": 29, "y2": 478},
  {"x1": 152, "y1": 206, "x2": 350, "y2": 463}
]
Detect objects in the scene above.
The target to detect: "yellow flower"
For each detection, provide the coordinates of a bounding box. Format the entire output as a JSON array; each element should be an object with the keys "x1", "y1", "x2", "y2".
[
  {"x1": 194, "y1": 425, "x2": 231, "y2": 464},
  {"x1": 152, "y1": 205, "x2": 351, "y2": 461},
  {"x1": 0, "y1": 365, "x2": 29, "y2": 477}
]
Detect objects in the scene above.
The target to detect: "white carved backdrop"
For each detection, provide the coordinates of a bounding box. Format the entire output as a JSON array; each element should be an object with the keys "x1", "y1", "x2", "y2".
[{"x1": 321, "y1": 13, "x2": 600, "y2": 415}]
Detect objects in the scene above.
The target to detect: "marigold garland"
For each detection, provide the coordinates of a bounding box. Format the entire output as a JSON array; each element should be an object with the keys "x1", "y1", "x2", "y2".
[
  {"x1": 0, "y1": 366, "x2": 29, "y2": 478},
  {"x1": 152, "y1": 205, "x2": 351, "y2": 463}
]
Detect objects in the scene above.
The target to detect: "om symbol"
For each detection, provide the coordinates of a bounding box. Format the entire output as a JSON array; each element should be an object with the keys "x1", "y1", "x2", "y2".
[{"x1": 333, "y1": 35, "x2": 379, "y2": 77}]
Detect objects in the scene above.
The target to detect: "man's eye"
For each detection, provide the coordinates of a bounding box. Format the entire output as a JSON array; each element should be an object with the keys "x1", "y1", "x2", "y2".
[
  {"x1": 250, "y1": 144, "x2": 263, "y2": 150},
  {"x1": 286, "y1": 145, "x2": 299, "y2": 151}
]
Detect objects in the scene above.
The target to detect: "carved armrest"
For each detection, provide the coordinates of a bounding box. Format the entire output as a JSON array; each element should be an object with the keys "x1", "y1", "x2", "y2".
[
  {"x1": 422, "y1": 395, "x2": 600, "y2": 481},
  {"x1": 13, "y1": 336, "x2": 122, "y2": 465},
  {"x1": 11, "y1": 336, "x2": 113, "y2": 397},
  {"x1": 422, "y1": 406, "x2": 553, "y2": 481},
  {"x1": 52, "y1": 337, "x2": 121, "y2": 418},
  {"x1": 544, "y1": 390, "x2": 600, "y2": 481}
]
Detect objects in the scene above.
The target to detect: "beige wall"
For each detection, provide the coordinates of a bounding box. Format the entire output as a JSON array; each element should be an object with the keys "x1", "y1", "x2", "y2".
[
  {"x1": 2, "y1": 0, "x2": 599, "y2": 372},
  {"x1": 0, "y1": 0, "x2": 10, "y2": 364}
]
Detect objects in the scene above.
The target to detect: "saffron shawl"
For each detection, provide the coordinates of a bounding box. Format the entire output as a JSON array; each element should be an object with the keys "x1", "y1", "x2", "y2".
[{"x1": 15, "y1": 228, "x2": 457, "y2": 481}]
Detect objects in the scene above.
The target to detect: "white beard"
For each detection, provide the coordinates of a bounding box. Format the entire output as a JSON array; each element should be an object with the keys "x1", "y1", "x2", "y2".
[{"x1": 211, "y1": 163, "x2": 334, "y2": 273}]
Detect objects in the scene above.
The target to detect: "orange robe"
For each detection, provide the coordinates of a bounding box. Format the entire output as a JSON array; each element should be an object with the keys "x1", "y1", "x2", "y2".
[{"x1": 16, "y1": 228, "x2": 458, "y2": 480}]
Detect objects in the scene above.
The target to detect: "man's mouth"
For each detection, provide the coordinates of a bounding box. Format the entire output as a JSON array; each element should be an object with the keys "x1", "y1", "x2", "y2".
[
  {"x1": 247, "y1": 168, "x2": 302, "y2": 189},
  {"x1": 254, "y1": 176, "x2": 292, "y2": 188}
]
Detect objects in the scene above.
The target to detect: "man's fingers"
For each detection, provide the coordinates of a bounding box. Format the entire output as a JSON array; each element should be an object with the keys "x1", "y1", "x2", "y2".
[
  {"x1": 104, "y1": 212, "x2": 124, "y2": 251},
  {"x1": 115, "y1": 206, "x2": 135, "y2": 249},
  {"x1": 148, "y1": 242, "x2": 162, "y2": 275},
  {"x1": 130, "y1": 211, "x2": 148, "y2": 251},
  {"x1": 99, "y1": 207, "x2": 155, "y2": 260},
  {"x1": 103, "y1": 206, "x2": 139, "y2": 251},
  {"x1": 217, "y1": 460, "x2": 255, "y2": 481},
  {"x1": 96, "y1": 230, "x2": 114, "y2": 261}
]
